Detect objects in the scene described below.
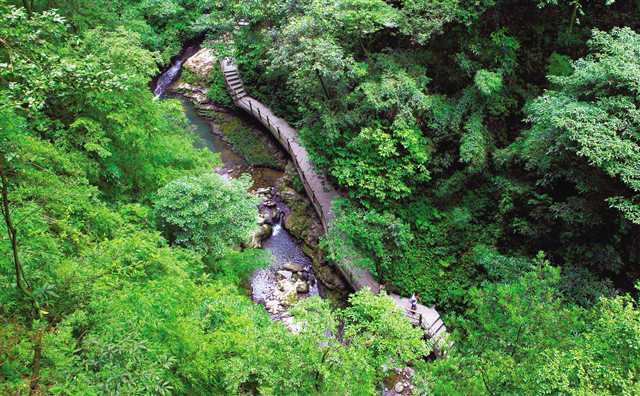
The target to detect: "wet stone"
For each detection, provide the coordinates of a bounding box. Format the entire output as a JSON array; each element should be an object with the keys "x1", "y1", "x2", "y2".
[
  {"x1": 283, "y1": 262, "x2": 303, "y2": 273},
  {"x1": 277, "y1": 270, "x2": 293, "y2": 280},
  {"x1": 296, "y1": 281, "x2": 309, "y2": 294}
]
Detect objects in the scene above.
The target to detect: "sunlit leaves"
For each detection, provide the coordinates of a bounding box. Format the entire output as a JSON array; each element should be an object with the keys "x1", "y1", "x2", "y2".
[
  {"x1": 342, "y1": 288, "x2": 430, "y2": 368},
  {"x1": 474, "y1": 69, "x2": 503, "y2": 97},
  {"x1": 154, "y1": 173, "x2": 259, "y2": 257},
  {"x1": 459, "y1": 111, "x2": 488, "y2": 172},
  {"x1": 524, "y1": 27, "x2": 640, "y2": 223}
]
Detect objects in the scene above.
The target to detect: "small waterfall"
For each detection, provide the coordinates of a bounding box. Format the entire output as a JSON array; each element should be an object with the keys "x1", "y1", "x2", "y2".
[
  {"x1": 153, "y1": 58, "x2": 185, "y2": 97},
  {"x1": 152, "y1": 44, "x2": 201, "y2": 97}
]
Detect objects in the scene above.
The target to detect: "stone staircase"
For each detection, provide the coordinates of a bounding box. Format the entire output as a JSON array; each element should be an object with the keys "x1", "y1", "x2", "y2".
[{"x1": 222, "y1": 68, "x2": 248, "y2": 100}]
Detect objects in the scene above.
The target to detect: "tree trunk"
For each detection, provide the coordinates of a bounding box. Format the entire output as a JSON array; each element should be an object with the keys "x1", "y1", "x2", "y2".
[
  {"x1": 1, "y1": 154, "x2": 44, "y2": 394},
  {"x1": 0, "y1": 154, "x2": 26, "y2": 293},
  {"x1": 22, "y1": 0, "x2": 33, "y2": 16},
  {"x1": 29, "y1": 331, "x2": 43, "y2": 396},
  {"x1": 568, "y1": 1, "x2": 579, "y2": 34},
  {"x1": 315, "y1": 68, "x2": 331, "y2": 102}
]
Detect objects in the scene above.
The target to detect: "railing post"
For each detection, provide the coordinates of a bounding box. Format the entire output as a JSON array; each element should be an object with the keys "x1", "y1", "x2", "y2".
[
  {"x1": 267, "y1": 115, "x2": 271, "y2": 128},
  {"x1": 249, "y1": 101, "x2": 252, "y2": 112},
  {"x1": 257, "y1": 107, "x2": 261, "y2": 120}
]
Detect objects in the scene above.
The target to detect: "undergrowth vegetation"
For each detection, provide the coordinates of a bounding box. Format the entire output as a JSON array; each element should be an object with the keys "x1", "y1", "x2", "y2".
[
  {"x1": 2, "y1": 0, "x2": 640, "y2": 394},
  {"x1": 1, "y1": 1, "x2": 429, "y2": 394}
]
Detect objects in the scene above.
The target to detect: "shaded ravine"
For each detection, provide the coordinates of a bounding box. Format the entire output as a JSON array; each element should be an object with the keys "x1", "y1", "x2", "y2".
[
  {"x1": 220, "y1": 58, "x2": 449, "y2": 353},
  {"x1": 153, "y1": 52, "x2": 323, "y2": 326}
]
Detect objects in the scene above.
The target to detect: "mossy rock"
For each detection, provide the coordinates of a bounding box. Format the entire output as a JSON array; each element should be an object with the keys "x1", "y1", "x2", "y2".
[
  {"x1": 216, "y1": 116, "x2": 283, "y2": 169},
  {"x1": 180, "y1": 68, "x2": 206, "y2": 86}
]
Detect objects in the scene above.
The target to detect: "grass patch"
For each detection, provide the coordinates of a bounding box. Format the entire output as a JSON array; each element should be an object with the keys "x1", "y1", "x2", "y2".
[{"x1": 180, "y1": 68, "x2": 204, "y2": 85}]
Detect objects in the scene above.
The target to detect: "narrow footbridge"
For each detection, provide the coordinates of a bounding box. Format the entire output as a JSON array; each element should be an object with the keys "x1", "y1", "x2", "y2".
[{"x1": 221, "y1": 58, "x2": 448, "y2": 352}]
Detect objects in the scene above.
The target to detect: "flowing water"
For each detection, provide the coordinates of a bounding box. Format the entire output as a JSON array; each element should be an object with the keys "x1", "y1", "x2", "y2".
[
  {"x1": 153, "y1": 52, "x2": 321, "y2": 323},
  {"x1": 174, "y1": 95, "x2": 246, "y2": 178},
  {"x1": 152, "y1": 44, "x2": 200, "y2": 97}
]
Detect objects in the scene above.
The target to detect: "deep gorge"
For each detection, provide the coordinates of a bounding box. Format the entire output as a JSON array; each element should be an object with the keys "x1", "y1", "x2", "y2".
[{"x1": 2, "y1": 1, "x2": 640, "y2": 395}]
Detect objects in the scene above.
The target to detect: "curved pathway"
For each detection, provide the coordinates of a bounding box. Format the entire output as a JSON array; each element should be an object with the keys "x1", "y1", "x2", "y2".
[{"x1": 221, "y1": 58, "x2": 448, "y2": 352}]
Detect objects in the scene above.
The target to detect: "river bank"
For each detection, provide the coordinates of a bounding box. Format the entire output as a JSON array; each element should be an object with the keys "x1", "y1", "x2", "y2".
[{"x1": 152, "y1": 45, "x2": 349, "y2": 328}]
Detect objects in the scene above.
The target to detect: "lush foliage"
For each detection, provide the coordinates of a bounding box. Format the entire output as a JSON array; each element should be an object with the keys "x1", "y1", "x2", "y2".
[
  {"x1": 155, "y1": 173, "x2": 259, "y2": 256},
  {"x1": 0, "y1": 2, "x2": 432, "y2": 395},
  {"x1": 205, "y1": 0, "x2": 640, "y2": 393},
  {"x1": 3, "y1": 0, "x2": 640, "y2": 394}
]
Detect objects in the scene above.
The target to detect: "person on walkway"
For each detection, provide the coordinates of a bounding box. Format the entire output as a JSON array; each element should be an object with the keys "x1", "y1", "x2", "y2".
[{"x1": 409, "y1": 293, "x2": 417, "y2": 312}]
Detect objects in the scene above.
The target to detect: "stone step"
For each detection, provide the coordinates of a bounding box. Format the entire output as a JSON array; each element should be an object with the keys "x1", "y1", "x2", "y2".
[
  {"x1": 229, "y1": 81, "x2": 243, "y2": 88},
  {"x1": 431, "y1": 321, "x2": 446, "y2": 337},
  {"x1": 426, "y1": 318, "x2": 444, "y2": 332}
]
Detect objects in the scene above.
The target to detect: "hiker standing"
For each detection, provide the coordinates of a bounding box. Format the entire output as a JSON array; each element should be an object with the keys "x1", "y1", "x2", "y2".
[{"x1": 409, "y1": 293, "x2": 417, "y2": 312}]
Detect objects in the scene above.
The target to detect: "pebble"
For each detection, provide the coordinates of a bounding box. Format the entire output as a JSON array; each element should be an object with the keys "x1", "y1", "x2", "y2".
[{"x1": 265, "y1": 300, "x2": 281, "y2": 314}]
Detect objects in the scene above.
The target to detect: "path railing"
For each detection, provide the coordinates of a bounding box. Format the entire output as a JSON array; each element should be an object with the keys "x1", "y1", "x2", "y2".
[
  {"x1": 230, "y1": 80, "x2": 327, "y2": 230},
  {"x1": 219, "y1": 57, "x2": 449, "y2": 355}
]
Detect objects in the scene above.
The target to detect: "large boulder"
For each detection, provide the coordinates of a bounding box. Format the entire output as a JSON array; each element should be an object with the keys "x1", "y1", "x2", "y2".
[
  {"x1": 171, "y1": 82, "x2": 209, "y2": 103},
  {"x1": 183, "y1": 48, "x2": 216, "y2": 81},
  {"x1": 278, "y1": 280, "x2": 298, "y2": 307}
]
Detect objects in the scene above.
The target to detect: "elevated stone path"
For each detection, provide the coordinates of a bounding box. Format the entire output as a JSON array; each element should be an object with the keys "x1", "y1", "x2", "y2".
[{"x1": 220, "y1": 58, "x2": 448, "y2": 352}]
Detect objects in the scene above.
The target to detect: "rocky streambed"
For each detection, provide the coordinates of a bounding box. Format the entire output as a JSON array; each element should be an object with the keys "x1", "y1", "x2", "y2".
[
  {"x1": 251, "y1": 188, "x2": 319, "y2": 330},
  {"x1": 153, "y1": 44, "x2": 349, "y2": 330}
]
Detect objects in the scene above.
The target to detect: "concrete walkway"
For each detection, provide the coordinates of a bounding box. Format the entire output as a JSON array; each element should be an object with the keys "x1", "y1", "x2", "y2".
[{"x1": 220, "y1": 58, "x2": 448, "y2": 353}]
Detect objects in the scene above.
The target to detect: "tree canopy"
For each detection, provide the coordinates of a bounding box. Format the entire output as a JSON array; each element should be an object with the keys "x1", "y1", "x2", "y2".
[{"x1": 3, "y1": 0, "x2": 640, "y2": 394}]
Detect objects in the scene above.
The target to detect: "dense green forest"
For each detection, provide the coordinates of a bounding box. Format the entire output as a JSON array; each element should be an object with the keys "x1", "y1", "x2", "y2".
[{"x1": 1, "y1": 0, "x2": 640, "y2": 395}]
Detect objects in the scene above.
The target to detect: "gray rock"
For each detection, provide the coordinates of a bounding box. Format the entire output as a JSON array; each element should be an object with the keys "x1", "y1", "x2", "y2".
[
  {"x1": 248, "y1": 223, "x2": 272, "y2": 248},
  {"x1": 315, "y1": 264, "x2": 348, "y2": 291},
  {"x1": 256, "y1": 187, "x2": 271, "y2": 195},
  {"x1": 394, "y1": 383, "x2": 405, "y2": 393},
  {"x1": 265, "y1": 300, "x2": 281, "y2": 314},
  {"x1": 183, "y1": 48, "x2": 216, "y2": 81},
  {"x1": 277, "y1": 270, "x2": 293, "y2": 280},
  {"x1": 296, "y1": 281, "x2": 309, "y2": 294},
  {"x1": 283, "y1": 262, "x2": 303, "y2": 273},
  {"x1": 281, "y1": 316, "x2": 301, "y2": 333},
  {"x1": 280, "y1": 286, "x2": 298, "y2": 307},
  {"x1": 259, "y1": 224, "x2": 273, "y2": 238}
]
